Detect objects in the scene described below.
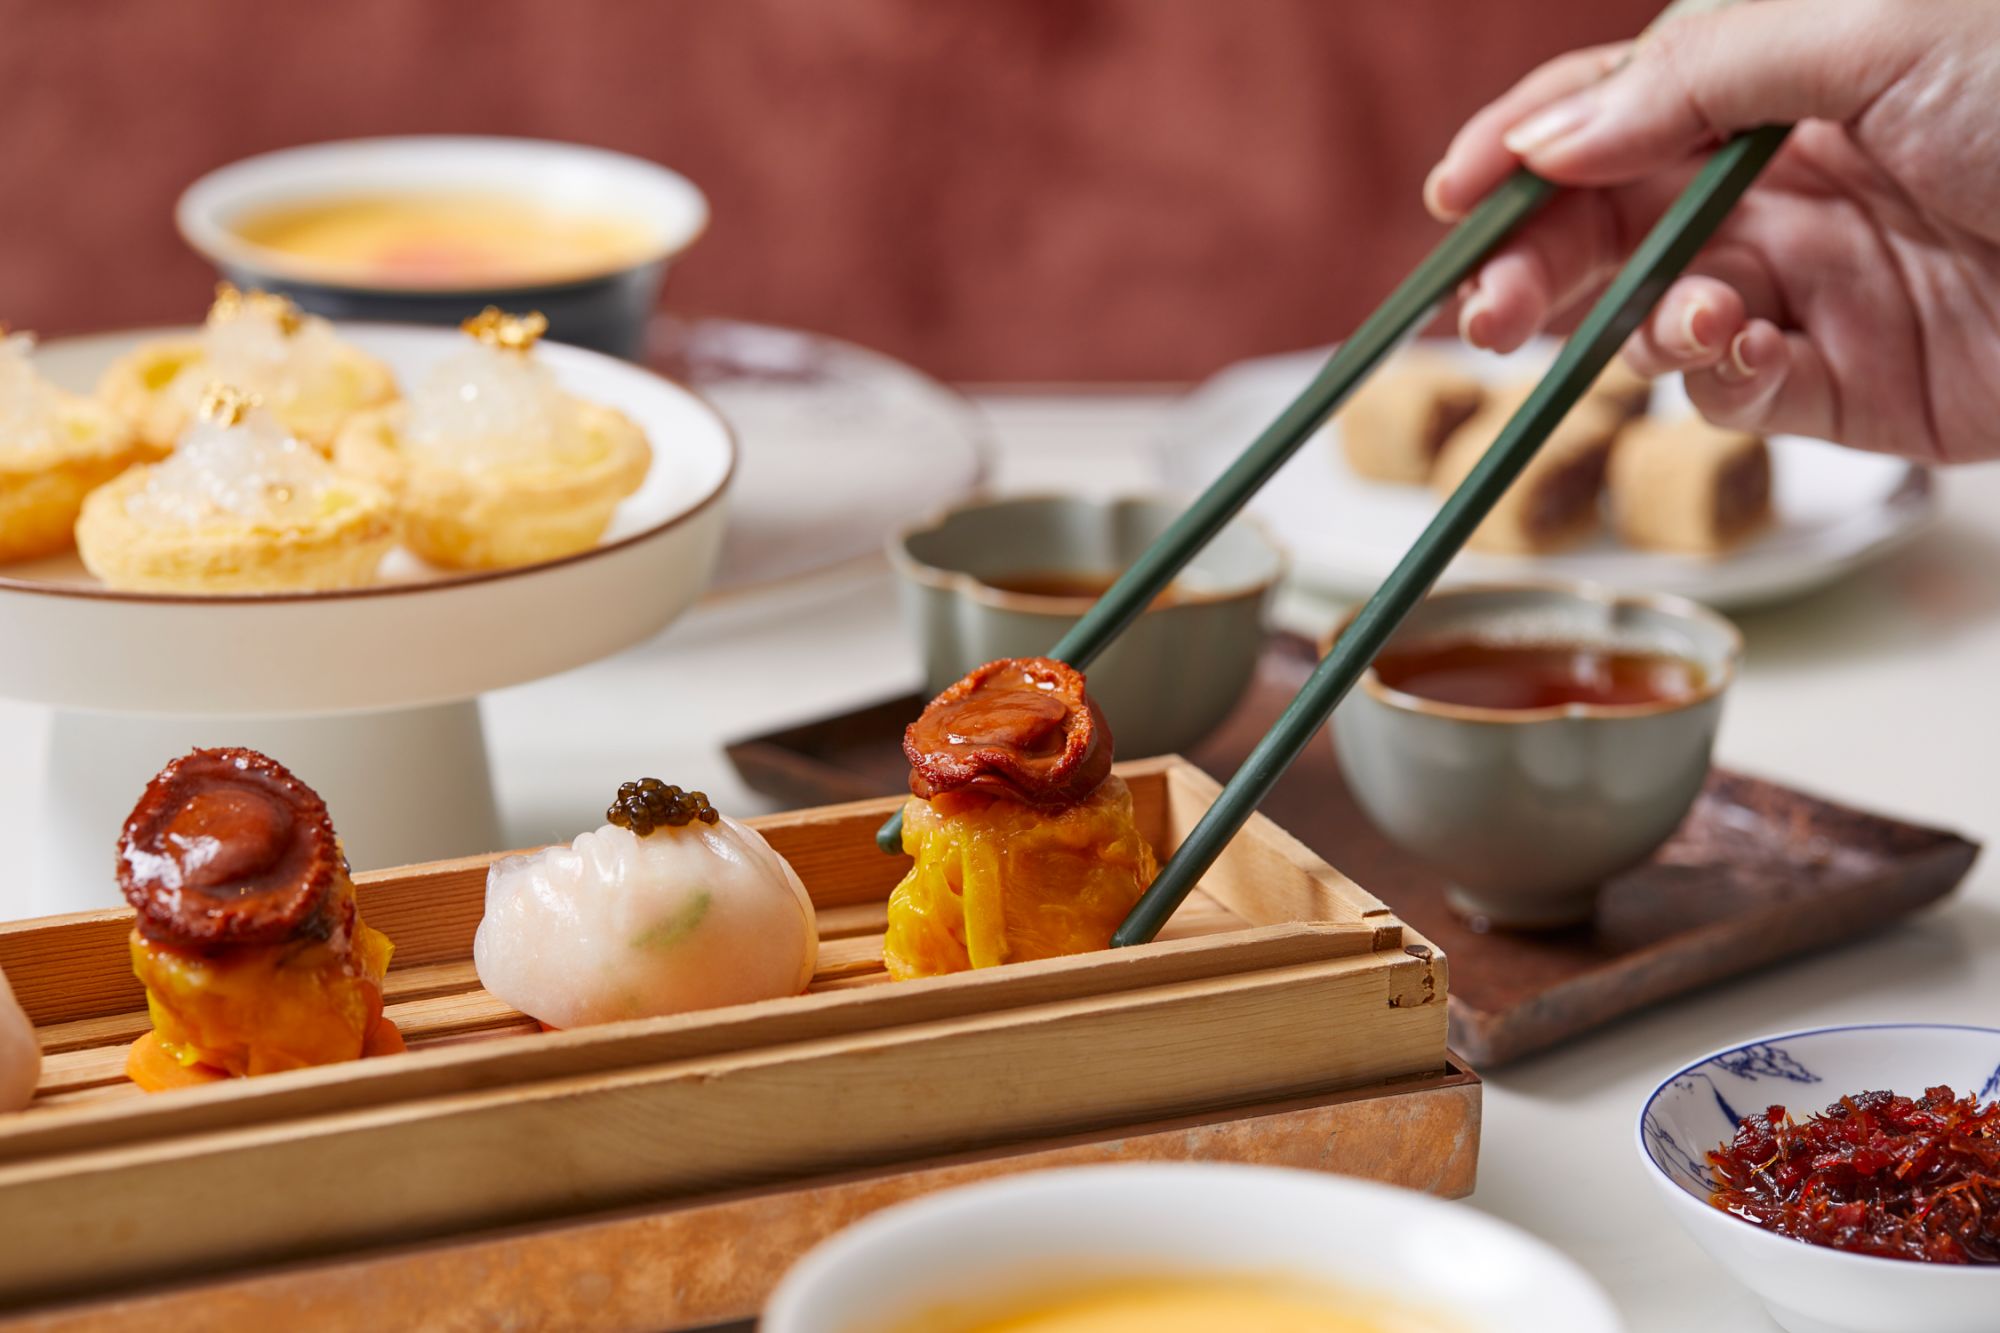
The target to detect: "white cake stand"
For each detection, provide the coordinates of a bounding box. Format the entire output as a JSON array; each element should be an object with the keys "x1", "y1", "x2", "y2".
[{"x1": 2, "y1": 325, "x2": 735, "y2": 908}]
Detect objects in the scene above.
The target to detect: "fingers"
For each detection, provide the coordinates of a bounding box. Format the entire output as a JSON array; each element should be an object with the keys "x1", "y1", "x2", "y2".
[
  {"x1": 1456, "y1": 173, "x2": 1694, "y2": 352},
  {"x1": 1622, "y1": 276, "x2": 1747, "y2": 378},
  {"x1": 1621, "y1": 244, "x2": 1792, "y2": 377},
  {"x1": 1510, "y1": 0, "x2": 1929, "y2": 186},
  {"x1": 1458, "y1": 190, "x2": 1618, "y2": 351},
  {"x1": 1425, "y1": 44, "x2": 1628, "y2": 221},
  {"x1": 1682, "y1": 322, "x2": 1841, "y2": 443}
]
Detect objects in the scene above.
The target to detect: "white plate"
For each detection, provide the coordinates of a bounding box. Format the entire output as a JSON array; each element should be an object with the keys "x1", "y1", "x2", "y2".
[
  {"x1": 1156, "y1": 341, "x2": 1935, "y2": 610},
  {"x1": 0, "y1": 324, "x2": 734, "y2": 715},
  {"x1": 651, "y1": 315, "x2": 990, "y2": 592}
]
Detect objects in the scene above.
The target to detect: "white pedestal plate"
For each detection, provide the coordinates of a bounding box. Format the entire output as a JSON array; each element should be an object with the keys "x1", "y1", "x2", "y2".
[{"x1": 2, "y1": 326, "x2": 736, "y2": 909}]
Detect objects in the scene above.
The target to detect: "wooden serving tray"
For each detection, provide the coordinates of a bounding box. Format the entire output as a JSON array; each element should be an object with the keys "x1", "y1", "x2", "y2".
[
  {"x1": 13, "y1": 1065, "x2": 1479, "y2": 1333},
  {"x1": 0, "y1": 756, "x2": 1451, "y2": 1315},
  {"x1": 728, "y1": 635, "x2": 1981, "y2": 1068}
]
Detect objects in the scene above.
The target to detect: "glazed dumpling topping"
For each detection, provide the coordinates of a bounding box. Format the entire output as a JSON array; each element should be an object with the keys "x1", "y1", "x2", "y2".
[
  {"x1": 126, "y1": 385, "x2": 347, "y2": 527},
  {"x1": 404, "y1": 308, "x2": 589, "y2": 469},
  {"x1": 0, "y1": 330, "x2": 64, "y2": 455},
  {"x1": 197, "y1": 284, "x2": 352, "y2": 415}
]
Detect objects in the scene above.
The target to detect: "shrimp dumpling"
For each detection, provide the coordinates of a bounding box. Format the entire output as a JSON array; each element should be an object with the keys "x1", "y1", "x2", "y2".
[{"x1": 473, "y1": 782, "x2": 817, "y2": 1029}]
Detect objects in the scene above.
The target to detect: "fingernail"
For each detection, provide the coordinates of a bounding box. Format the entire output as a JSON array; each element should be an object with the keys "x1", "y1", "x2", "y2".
[
  {"x1": 1504, "y1": 94, "x2": 1597, "y2": 155},
  {"x1": 1423, "y1": 163, "x2": 1458, "y2": 220},
  {"x1": 1717, "y1": 330, "x2": 1757, "y2": 384},
  {"x1": 1460, "y1": 292, "x2": 1495, "y2": 348},
  {"x1": 1680, "y1": 302, "x2": 1715, "y2": 355}
]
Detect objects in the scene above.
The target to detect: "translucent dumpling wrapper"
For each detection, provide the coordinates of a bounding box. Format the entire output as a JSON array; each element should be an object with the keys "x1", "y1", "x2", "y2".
[
  {"x1": 883, "y1": 656, "x2": 1159, "y2": 980},
  {"x1": 474, "y1": 813, "x2": 818, "y2": 1029}
]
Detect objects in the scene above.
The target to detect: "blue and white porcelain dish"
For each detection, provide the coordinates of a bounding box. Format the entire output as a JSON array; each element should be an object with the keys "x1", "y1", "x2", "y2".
[{"x1": 1638, "y1": 1024, "x2": 2000, "y2": 1333}]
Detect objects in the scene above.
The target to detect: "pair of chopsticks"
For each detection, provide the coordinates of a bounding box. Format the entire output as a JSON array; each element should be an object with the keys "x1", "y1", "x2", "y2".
[{"x1": 875, "y1": 0, "x2": 1783, "y2": 948}]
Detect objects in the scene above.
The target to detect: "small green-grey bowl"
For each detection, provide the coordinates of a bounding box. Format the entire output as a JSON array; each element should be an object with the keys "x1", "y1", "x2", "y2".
[
  {"x1": 890, "y1": 494, "x2": 1285, "y2": 759},
  {"x1": 1330, "y1": 581, "x2": 1741, "y2": 929}
]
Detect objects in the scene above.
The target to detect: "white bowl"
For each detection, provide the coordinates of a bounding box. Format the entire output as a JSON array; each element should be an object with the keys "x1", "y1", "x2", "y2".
[
  {"x1": 177, "y1": 135, "x2": 709, "y2": 290},
  {"x1": 764, "y1": 1163, "x2": 1622, "y2": 1333},
  {"x1": 1638, "y1": 1024, "x2": 2000, "y2": 1333},
  {"x1": 177, "y1": 136, "x2": 710, "y2": 358}
]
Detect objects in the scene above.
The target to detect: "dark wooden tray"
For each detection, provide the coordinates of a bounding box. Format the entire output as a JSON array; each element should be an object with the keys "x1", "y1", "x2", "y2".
[{"x1": 726, "y1": 634, "x2": 1981, "y2": 1067}]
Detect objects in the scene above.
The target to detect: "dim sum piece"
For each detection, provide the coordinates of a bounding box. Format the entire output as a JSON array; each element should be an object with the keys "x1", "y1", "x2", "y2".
[
  {"x1": 473, "y1": 781, "x2": 817, "y2": 1029},
  {"x1": 334, "y1": 308, "x2": 650, "y2": 569},
  {"x1": 1337, "y1": 350, "x2": 1485, "y2": 484},
  {"x1": 75, "y1": 384, "x2": 394, "y2": 593},
  {"x1": 98, "y1": 284, "x2": 397, "y2": 453},
  {"x1": 121, "y1": 748, "x2": 400, "y2": 1092},
  {"x1": 0, "y1": 330, "x2": 152, "y2": 564},
  {"x1": 1431, "y1": 388, "x2": 1620, "y2": 555},
  {"x1": 1584, "y1": 357, "x2": 1654, "y2": 423},
  {"x1": 1609, "y1": 417, "x2": 1772, "y2": 554},
  {"x1": 0, "y1": 964, "x2": 39, "y2": 1113},
  {"x1": 884, "y1": 657, "x2": 1159, "y2": 979}
]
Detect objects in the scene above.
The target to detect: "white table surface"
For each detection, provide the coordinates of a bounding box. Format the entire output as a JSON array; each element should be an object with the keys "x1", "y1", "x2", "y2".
[{"x1": 5, "y1": 390, "x2": 1998, "y2": 1331}]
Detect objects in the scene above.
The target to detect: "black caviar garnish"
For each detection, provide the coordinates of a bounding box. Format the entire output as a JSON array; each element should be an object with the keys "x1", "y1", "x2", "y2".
[{"x1": 607, "y1": 778, "x2": 720, "y2": 836}]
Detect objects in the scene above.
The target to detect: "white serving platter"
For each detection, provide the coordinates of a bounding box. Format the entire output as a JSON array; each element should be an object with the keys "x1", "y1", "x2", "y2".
[
  {"x1": 0, "y1": 324, "x2": 734, "y2": 901},
  {"x1": 4, "y1": 324, "x2": 734, "y2": 714},
  {"x1": 1156, "y1": 340, "x2": 1935, "y2": 611}
]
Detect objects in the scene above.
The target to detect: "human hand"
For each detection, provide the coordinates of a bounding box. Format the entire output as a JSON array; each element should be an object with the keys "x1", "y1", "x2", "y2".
[{"x1": 1424, "y1": 0, "x2": 2000, "y2": 463}]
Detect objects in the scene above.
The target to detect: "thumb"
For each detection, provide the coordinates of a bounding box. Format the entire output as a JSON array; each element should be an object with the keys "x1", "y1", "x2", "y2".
[{"x1": 1501, "y1": 0, "x2": 1929, "y2": 184}]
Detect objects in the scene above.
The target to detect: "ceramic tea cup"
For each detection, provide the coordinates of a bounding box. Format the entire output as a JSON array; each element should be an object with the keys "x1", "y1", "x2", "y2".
[
  {"x1": 1330, "y1": 582, "x2": 1740, "y2": 928},
  {"x1": 890, "y1": 495, "x2": 1284, "y2": 759},
  {"x1": 178, "y1": 136, "x2": 708, "y2": 360}
]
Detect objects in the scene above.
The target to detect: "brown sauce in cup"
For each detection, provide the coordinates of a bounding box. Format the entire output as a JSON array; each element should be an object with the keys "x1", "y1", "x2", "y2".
[
  {"x1": 1372, "y1": 639, "x2": 1704, "y2": 710},
  {"x1": 977, "y1": 570, "x2": 1184, "y2": 605}
]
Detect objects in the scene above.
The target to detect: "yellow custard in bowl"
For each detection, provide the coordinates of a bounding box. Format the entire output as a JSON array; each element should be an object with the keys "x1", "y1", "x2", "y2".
[
  {"x1": 891, "y1": 1274, "x2": 1460, "y2": 1333},
  {"x1": 228, "y1": 193, "x2": 659, "y2": 290}
]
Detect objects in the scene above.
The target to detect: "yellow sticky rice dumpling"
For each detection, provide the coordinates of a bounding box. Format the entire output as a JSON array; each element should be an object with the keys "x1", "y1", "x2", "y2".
[
  {"x1": 884, "y1": 781, "x2": 1157, "y2": 978},
  {"x1": 882, "y1": 656, "x2": 1158, "y2": 980}
]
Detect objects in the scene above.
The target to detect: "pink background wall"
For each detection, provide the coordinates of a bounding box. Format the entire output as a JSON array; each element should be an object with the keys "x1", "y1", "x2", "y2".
[{"x1": 1, "y1": 0, "x2": 1657, "y2": 381}]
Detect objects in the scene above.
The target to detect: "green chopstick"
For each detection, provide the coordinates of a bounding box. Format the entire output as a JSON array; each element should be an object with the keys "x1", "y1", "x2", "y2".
[
  {"x1": 872, "y1": 0, "x2": 1750, "y2": 857},
  {"x1": 872, "y1": 169, "x2": 1557, "y2": 855},
  {"x1": 1110, "y1": 123, "x2": 1791, "y2": 946}
]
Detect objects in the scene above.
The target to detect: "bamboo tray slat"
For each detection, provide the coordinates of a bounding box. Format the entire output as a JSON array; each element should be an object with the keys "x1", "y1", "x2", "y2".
[
  {"x1": 0, "y1": 757, "x2": 1450, "y2": 1313},
  {"x1": 9, "y1": 1065, "x2": 1481, "y2": 1333}
]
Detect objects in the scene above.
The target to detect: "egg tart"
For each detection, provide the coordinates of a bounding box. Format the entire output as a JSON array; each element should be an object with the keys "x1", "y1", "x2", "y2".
[
  {"x1": 76, "y1": 384, "x2": 394, "y2": 593},
  {"x1": 97, "y1": 284, "x2": 397, "y2": 453},
  {"x1": 0, "y1": 330, "x2": 155, "y2": 564},
  {"x1": 334, "y1": 308, "x2": 650, "y2": 570}
]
